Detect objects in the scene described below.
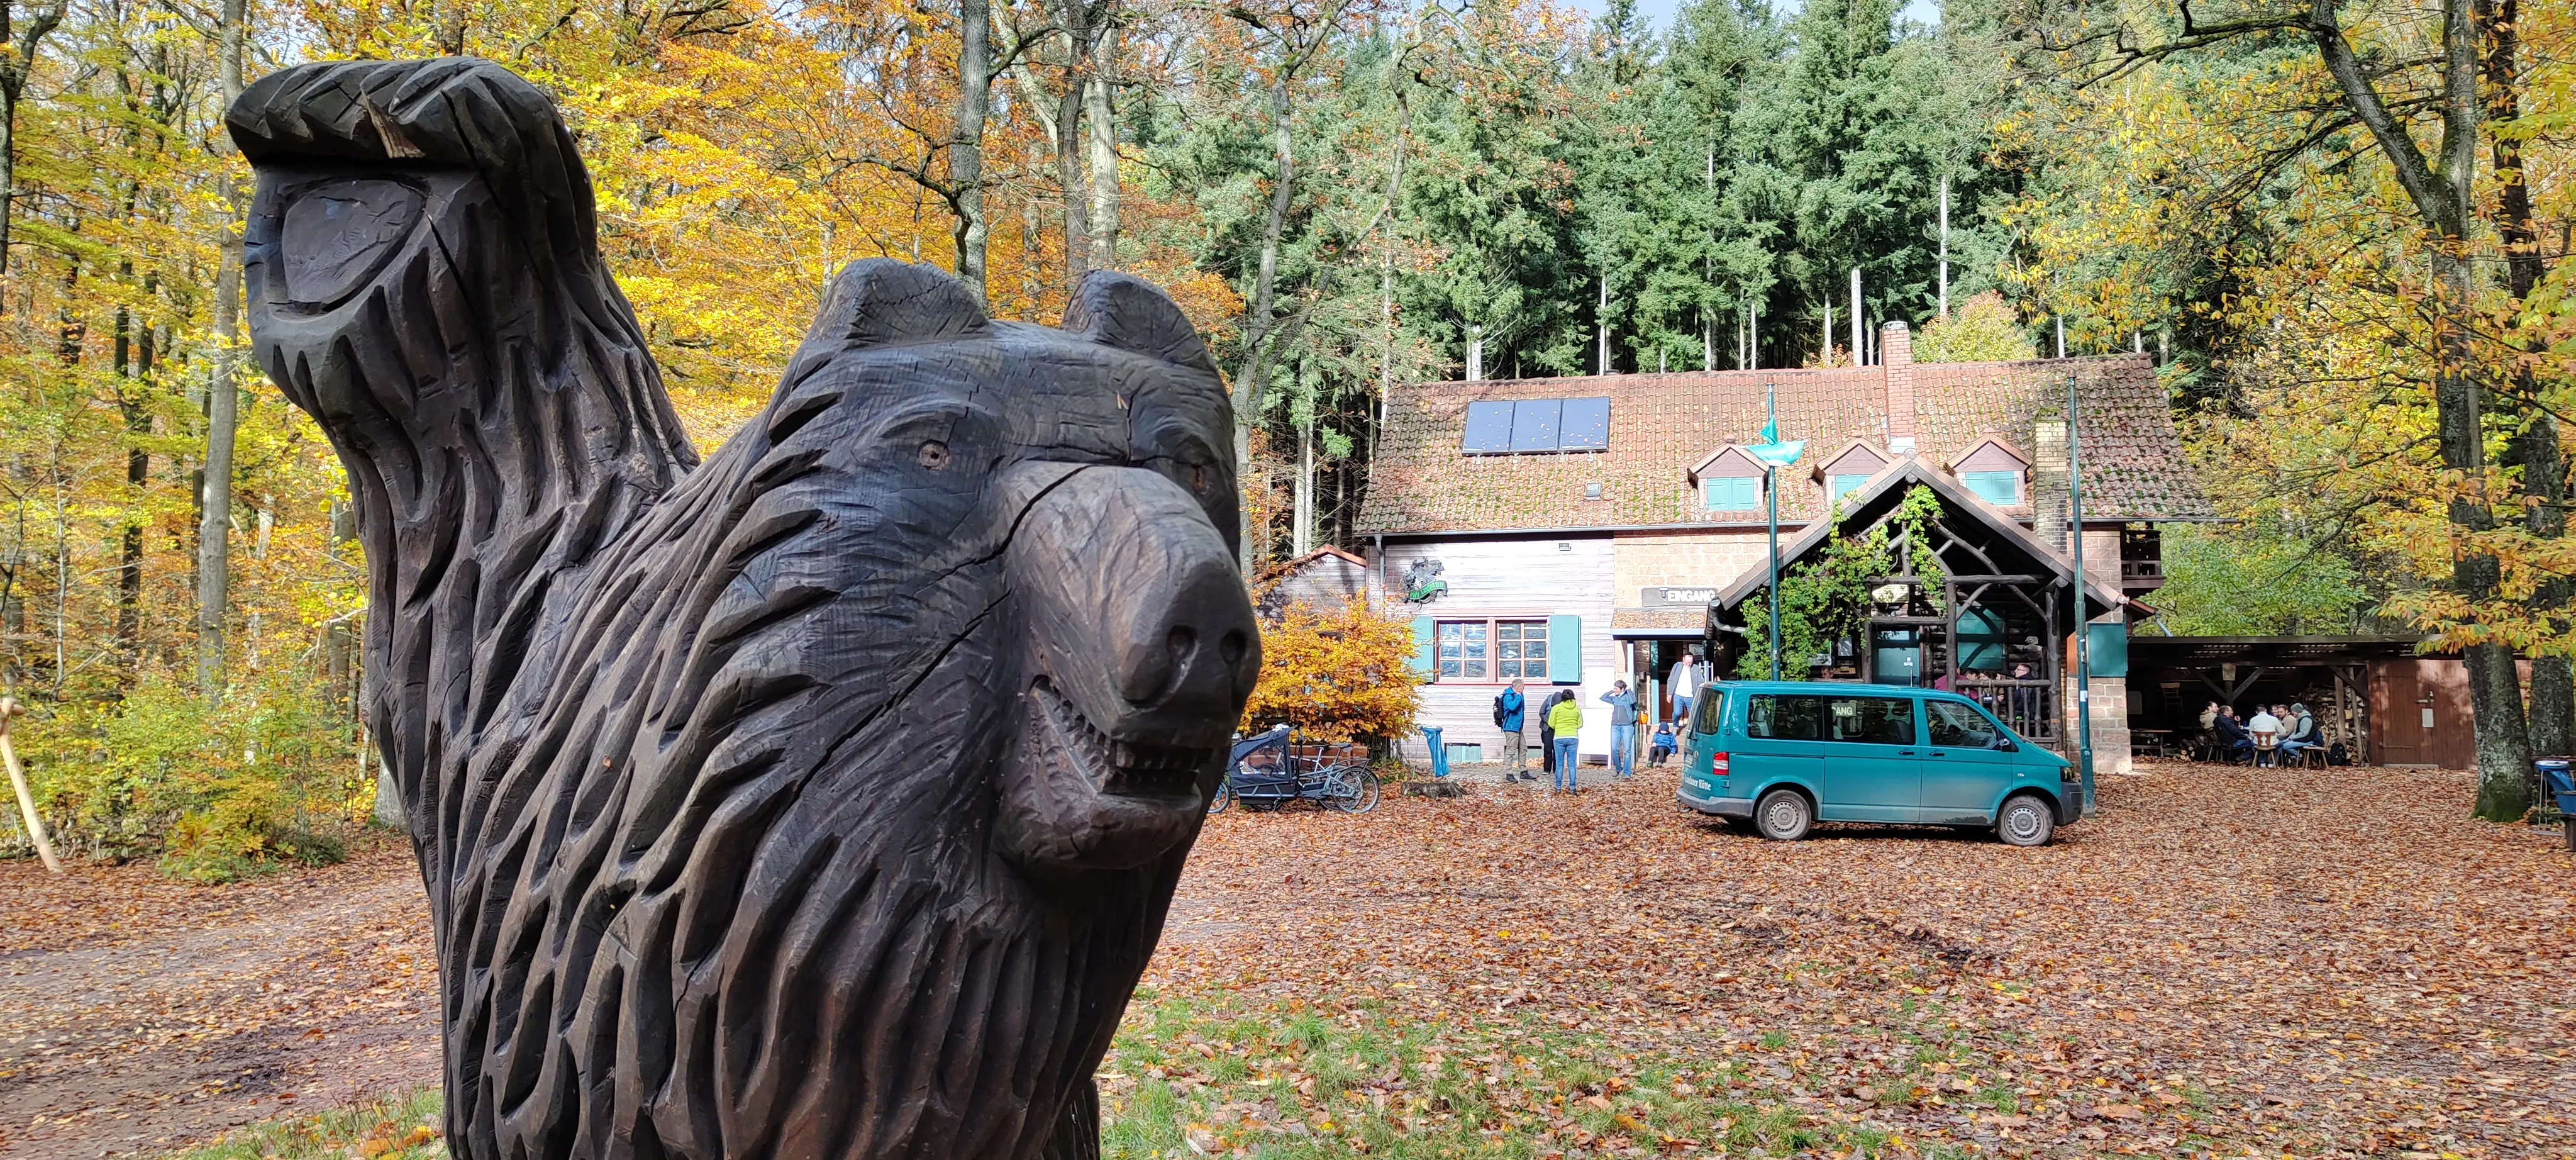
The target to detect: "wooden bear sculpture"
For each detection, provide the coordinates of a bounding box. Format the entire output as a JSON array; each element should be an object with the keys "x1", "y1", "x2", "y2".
[{"x1": 229, "y1": 57, "x2": 1260, "y2": 1160}]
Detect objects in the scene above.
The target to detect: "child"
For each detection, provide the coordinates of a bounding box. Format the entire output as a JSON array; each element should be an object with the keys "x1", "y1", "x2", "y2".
[{"x1": 1649, "y1": 720, "x2": 1676, "y2": 767}]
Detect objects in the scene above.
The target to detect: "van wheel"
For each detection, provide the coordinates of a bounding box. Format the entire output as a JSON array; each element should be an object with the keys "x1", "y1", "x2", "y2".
[
  {"x1": 1996, "y1": 793, "x2": 2055, "y2": 847},
  {"x1": 1755, "y1": 788, "x2": 1813, "y2": 841}
]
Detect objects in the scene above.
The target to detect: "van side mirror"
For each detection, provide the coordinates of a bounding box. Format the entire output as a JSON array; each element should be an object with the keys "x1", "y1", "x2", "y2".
[{"x1": 1994, "y1": 737, "x2": 2018, "y2": 752}]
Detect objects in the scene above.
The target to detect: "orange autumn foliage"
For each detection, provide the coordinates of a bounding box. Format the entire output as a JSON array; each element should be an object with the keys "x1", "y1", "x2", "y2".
[{"x1": 1238, "y1": 602, "x2": 1423, "y2": 743}]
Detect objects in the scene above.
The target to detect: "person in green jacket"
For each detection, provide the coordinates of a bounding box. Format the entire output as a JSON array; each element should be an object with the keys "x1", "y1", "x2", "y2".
[{"x1": 1546, "y1": 694, "x2": 1584, "y2": 791}]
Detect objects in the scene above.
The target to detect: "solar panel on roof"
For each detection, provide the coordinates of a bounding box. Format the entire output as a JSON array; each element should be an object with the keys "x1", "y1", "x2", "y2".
[
  {"x1": 1509, "y1": 398, "x2": 1561, "y2": 452},
  {"x1": 1559, "y1": 396, "x2": 1609, "y2": 450},
  {"x1": 1461, "y1": 400, "x2": 1514, "y2": 453}
]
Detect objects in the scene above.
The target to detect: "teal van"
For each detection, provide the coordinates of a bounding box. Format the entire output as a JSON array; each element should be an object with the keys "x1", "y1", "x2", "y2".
[{"x1": 1675, "y1": 680, "x2": 2082, "y2": 846}]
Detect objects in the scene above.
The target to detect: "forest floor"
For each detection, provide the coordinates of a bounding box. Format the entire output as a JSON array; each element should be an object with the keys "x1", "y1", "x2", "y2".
[
  {"x1": 6, "y1": 761, "x2": 2571, "y2": 1159},
  {"x1": 0, "y1": 837, "x2": 438, "y2": 1157}
]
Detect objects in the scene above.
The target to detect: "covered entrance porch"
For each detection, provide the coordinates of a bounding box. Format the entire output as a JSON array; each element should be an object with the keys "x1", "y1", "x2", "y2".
[{"x1": 1701, "y1": 457, "x2": 2128, "y2": 756}]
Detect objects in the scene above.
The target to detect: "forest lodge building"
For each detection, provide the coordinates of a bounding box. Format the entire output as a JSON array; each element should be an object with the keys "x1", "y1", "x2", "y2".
[{"x1": 1353, "y1": 322, "x2": 2215, "y2": 772}]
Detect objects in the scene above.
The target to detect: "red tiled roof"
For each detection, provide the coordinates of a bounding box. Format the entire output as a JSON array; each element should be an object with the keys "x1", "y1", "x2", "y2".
[{"x1": 1357, "y1": 354, "x2": 2213, "y2": 535}]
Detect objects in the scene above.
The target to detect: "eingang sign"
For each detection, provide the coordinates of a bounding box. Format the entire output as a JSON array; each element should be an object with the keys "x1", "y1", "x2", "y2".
[{"x1": 1640, "y1": 586, "x2": 1721, "y2": 611}]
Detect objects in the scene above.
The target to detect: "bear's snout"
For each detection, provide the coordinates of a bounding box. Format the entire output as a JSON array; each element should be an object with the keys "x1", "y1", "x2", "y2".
[{"x1": 996, "y1": 462, "x2": 1259, "y2": 873}]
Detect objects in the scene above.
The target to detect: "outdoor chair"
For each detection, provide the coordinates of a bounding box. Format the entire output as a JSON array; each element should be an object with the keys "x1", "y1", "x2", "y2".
[{"x1": 2294, "y1": 746, "x2": 2328, "y2": 769}]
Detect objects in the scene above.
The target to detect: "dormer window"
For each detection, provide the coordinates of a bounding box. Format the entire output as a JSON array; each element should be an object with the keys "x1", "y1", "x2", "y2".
[
  {"x1": 1948, "y1": 437, "x2": 2031, "y2": 507},
  {"x1": 1818, "y1": 442, "x2": 1890, "y2": 502},
  {"x1": 1688, "y1": 446, "x2": 1768, "y2": 512}
]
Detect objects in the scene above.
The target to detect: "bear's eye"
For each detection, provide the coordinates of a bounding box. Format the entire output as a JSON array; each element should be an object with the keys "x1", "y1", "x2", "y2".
[{"x1": 919, "y1": 440, "x2": 950, "y2": 471}]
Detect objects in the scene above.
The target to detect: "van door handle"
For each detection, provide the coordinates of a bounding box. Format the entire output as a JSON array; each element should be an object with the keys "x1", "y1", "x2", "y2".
[
  {"x1": 1899, "y1": 749, "x2": 1916, "y2": 756},
  {"x1": 1927, "y1": 751, "x2": 1947, "y2": 757}
]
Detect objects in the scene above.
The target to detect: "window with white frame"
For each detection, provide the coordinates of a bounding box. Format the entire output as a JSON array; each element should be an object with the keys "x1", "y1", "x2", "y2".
[{"x1": 1436, "y1": 618, "x2": 1550, "y2": 681}]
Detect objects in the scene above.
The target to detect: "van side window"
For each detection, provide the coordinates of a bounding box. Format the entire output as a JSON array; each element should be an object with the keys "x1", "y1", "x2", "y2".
[
  {"x1": 1746, "y1": 694, "x2": 1823, "y2": 740},
  {"x1": 1927, "y1": 700, "x2": 2001, "y2": 747},
  {"x1": 1828, "y1": 697, "x2": 1916, "y2": 745},
  {"x1": 1693, "y1": 689, "x2": 1727, "y2": 735}
]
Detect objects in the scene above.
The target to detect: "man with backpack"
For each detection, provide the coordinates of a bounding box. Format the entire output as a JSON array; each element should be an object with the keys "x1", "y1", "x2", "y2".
[{"x1": 1493, "y1": 680, "x2": 1528, "y2": 781}]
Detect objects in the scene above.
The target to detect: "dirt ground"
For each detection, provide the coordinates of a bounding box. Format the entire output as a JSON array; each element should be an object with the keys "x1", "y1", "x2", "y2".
[
  {"x1": 0, "y1": 839, "x2": 439, "y2": 1157},
  {"x1": 1, "y1": 761, "x2": 2568, "y2": 1157}
]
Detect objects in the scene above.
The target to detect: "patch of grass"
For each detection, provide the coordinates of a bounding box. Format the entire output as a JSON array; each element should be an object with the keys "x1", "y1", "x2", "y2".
[
  {"x1": 155, "y1": 1088, "x2": 445, "y2": 1159},
  {"x1": 1099, "y1": 991, "x2": 1916, "y2": 1159}
]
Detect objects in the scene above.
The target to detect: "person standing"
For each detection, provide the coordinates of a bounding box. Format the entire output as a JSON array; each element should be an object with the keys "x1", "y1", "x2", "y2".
[
  {"x1": 1494, "y1": 680, "x2": 1529, "y2": 781},
  {"x1": 1546, "y1": 693, "x2": 1584, "y2": 792},
  {"x1": 1668, "y1": 648, "x2": 1701, "y2": 728},
  {"x1": 1601, "y1": 680, "x2": 1640, "y2": 778}
]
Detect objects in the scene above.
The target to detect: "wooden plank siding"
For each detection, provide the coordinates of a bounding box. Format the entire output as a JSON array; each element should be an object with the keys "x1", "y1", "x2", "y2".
[{"x1": 1374, "y1": 535, "x2": 1619, "y2": 762}]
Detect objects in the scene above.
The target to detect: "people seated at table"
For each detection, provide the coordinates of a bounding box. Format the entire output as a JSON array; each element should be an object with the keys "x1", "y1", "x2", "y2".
[
  {"x1": 2246, "y1": 705, "x2": 2283, "y2": 766},
  {"x1": 2211, "y1": 705, "x2": 2253, "y2": 761},
  {"x1": 2277, "y1": 703, "x2": 2318, "y2": 761}
]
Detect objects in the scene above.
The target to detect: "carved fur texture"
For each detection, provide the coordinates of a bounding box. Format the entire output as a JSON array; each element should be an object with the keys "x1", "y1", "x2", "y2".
[{"x1": 230, "y1": 57, "x2": 1258, "y2": 1160}]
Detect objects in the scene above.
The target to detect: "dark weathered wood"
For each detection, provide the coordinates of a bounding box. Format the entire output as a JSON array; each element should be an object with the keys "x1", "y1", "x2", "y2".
[{"x1": 230, "y1": 57, "x2": 1257, "y2": 1160}]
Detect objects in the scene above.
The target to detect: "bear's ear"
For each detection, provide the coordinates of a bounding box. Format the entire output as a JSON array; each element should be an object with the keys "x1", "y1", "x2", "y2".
[
  {"x1": 781, "y1": 259, "x2": 991, "y2": 387},
  {"x1": 1062, "y1": 271, "x2": 1218, "y2": 377}
]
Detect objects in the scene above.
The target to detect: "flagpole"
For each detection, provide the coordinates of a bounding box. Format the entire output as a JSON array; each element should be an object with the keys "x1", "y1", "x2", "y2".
[{"x1": 1765, "y1": 381, "x2": 1782, "y2": 681}]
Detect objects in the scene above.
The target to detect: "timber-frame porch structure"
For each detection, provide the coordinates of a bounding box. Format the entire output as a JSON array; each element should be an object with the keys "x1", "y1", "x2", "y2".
[{"x1": 1704, "y1": 457, "x2": 2126, "y2": 750}]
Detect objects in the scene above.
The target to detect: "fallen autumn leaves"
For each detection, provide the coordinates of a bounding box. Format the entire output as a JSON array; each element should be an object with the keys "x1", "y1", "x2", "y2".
[
  {"x1": 1121, "y1": 761, "x2": 2575, "y2": 1158},
  {"x1": 6, "y1": 761, "x2": 2568, "y2": 1158}
]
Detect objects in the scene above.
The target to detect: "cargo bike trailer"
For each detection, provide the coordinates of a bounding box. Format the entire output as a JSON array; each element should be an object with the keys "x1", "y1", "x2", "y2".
[{"x1": 1209, "y1": 723, "x2": 1380, "y2": 814}]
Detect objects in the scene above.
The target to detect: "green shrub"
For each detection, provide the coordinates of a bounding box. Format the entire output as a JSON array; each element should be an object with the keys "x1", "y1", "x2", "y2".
[{"x1": 9, "y1": 667, "x2": 365, "y2": 879}]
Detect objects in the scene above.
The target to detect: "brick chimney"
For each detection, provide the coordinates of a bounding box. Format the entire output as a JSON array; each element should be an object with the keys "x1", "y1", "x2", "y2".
[
  {"x1": 2033, "y1": 416, "x2": 2069, "y2": 554},
  {"x1": 1881, "y1": 321, "x2": 1916, "y2": 451}
]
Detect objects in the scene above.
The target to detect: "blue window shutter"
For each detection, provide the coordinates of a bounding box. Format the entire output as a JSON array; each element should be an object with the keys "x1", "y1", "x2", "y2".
[
  {"x1": 1831, "y1": 474, "x2": 1870, "y2": 499},
  {"x1": 1963, "y1": 470, "x2": 2020, "y2": 505},
  {"x1": 1409, "y1": 616, "x2": 1436, "y2": 674},
  {"x1": 1547, "y1": 615, "x2": 1582, "y2": 683},
  {"x1": 1706, "y1": 476, "x2": 1758, "y2": 511}
]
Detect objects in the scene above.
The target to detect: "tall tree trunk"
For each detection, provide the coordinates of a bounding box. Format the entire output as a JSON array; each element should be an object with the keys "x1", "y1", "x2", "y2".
[
  {"x1": 1050, "y1": 0, "x2": 1093, "y2": 287},
  {"x1": 433, "y1": 0, "x2": 465, "y2": 54},
  {"x1": 949, "y1": 0, "x2": 992, "y2": 304},
  {"x1": 2481, "y1": 0, "x2": 2572, "y2": 760},
  {"x1": 114, "y1": 301, "x2": 146, "y2": 666},
  {"x1": 1232, "y1": 68, "x2": 1297, "y2": 574},
  {"x1": 198, "y1": 0, "x2": 245, "y2": 702},
  {"x1": 1293, "y1": 403, "x2": 1313, "y2": 557},
  {"x1": 2310, "y1": 0, "x2": 2532, "y2": 816},
  {"x1": 1084, "y1": 26, "x2": 1121, "y2": 272},
  {"x1": 0, "y1": 2, "x2": 64, "y2": 284}
]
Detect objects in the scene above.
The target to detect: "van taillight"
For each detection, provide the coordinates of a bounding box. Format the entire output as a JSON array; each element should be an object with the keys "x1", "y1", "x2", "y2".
[{"x1": 1711, "y1": 752, "x2": 1729, "y2": 775}]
